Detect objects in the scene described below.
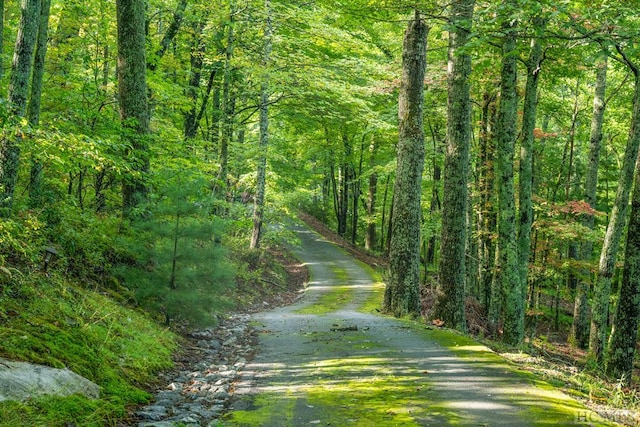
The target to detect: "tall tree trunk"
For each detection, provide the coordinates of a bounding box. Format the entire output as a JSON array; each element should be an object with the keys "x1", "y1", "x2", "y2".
[
  {"x1": 517, "y1": 16, "x2": 545, "y2": 335},
  {"x1": 606, "y1": 69, "x2": 640, "y2": 382},
  {"x1": 365, "y1": 137, "x2": 378, "y2": 251},
  {"x1": 596, "y1": 66, "x2": 640, "y2": 363},
  {"x1": 250, "y1": 0, "x2": 272, "y2": 250},
  {"x1": 117, "y1": 0, "x2": 151, "y2": 215},
  {"x1": 491, "y1": 3, "x2": 522, "y2": 345},
  {"x1": 383, "y1": 10, "x2": 428, "y2": 317},
  {"x1": 217, "y1": 1, "x2": 236, "y2": 198},
  {"x1": 0, "y1": 0, "x2": 40, "y2": 211},
  {"x1": 433, "y1": 0, "x2": 474, "y2": 331},
  {"x1": 587, "y1": 55, "x2": 609, "y2": 361},
  {"x1": 426, "y1": 120, "x2": 443, "y2": 266},
  {"x1": 606, "y1": 158, "x2": 640, "y2": 384},
  {"x1": 27, "y1": 0, "x2": 51, "y2": 208},
  {"x1": 478, "y1": 91, "x2": 497, "y2": 311},
  {"x1": 604, "y1": 63, "x2": 640, "y2": 381},
  {"x1": 184, "y1": 19, "x2": 206, "y2": 139}
]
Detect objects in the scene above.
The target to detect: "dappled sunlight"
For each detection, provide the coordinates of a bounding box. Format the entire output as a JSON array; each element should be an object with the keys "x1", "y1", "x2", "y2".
[{"x1": 226, "y1": 224, "x2": 606, "y2": 426}]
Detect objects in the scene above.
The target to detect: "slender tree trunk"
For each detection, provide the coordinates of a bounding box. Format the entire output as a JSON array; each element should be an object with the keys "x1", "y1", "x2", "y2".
[
  {"x1": 478, "y1": 91, "x2": 497, "y2": 311},
  {"x1": 383, "y1": 10, "x2": 428, "y2": 317},
  {"x1": 27, "y1": 0, "x2": 51, "y2": 208},
  {"x1": 117, "y1": 0, "x2": 151, "y2": 215},
  {"x1": 491, "y1": 3, "x2": 522, "y2": 345},
  {"x1": 149, "y1": 0, "x2": 187, "y2": 71},
  {"x1": 0, "y1": 0, "x2": 40, "y2": 211},
  {"x1": 426, "y1": 120, "x2": 443, "y2": 266},
  {"x1": 365, "y1": 137, "x2": 378, "y2": 251},
  {"x1": 184, "y1": 20, "x2": 206, "y2": 139},
  {"x1": 217, "y1": 0, "x2": 236, "y2": 197},
  {"x1": 250, "y1": 0, "x2": 272, "y2": 250},
  {"x1": 517, "y1": 17, "x2": 545, "y2": 337},
  {"x1": 587, "y1": 55, "x2": 609, "y2": 361},
  {"x1": 433, "y1": 0, "x2": 474, "y2": 331}
]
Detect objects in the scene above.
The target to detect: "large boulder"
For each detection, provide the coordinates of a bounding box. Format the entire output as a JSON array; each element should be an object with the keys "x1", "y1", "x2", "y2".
[{"x1": 0, "y1": 357, "x2": 100, "y2": 402}]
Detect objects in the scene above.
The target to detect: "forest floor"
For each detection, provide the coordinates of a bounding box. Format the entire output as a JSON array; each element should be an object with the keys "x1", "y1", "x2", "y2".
[{"x1": 221, "y1": 218, "x2": 618, "y2": 426}]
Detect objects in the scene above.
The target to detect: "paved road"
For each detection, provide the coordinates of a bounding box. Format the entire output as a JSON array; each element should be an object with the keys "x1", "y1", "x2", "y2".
[{"x1": 226, "y1": 223, "x2": 608, "y2": 426}]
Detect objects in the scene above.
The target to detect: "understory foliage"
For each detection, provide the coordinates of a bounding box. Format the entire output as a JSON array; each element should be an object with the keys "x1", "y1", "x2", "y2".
[{"x1": 116, "y1": 166, "x2": 235, "y2": 326}]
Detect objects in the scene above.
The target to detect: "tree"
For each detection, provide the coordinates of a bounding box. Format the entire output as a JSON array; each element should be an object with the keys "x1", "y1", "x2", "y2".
[
  {"x1": 116, "y1": 0, "x2": 151, "y2": 214},
  {"x1": 490, "y1": 0, "x2": 523, "y2": 345},
  {"x1": 27, "y1": 0, "x2": 52, "y2": 207},
  {"x1": 605, "y1": 56, "x2": 640, "y2": 383},
  {"x1": 517, "y1": 15, "x2": 546, "y2": 329},
  {"x1": 433, "y1": 0, "x2": 474, "y2": 331},
  {"x1": 250, "y1": 0, "x2": 272, "y2": 249},
  {"x1": 0, "y1": 0, "x2": 41, "y2": 210},
  {"x1": 383, "y1": 10, "x2": 428, "y2": 317},
  {"x1": 581, "y1": 54, "x2": 608, "y2": 357}
]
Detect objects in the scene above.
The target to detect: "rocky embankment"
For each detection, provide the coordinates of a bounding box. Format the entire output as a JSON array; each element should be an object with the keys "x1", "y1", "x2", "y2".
[{"x1": 133, "y1": 314, "x2": 256, "y2": 427}]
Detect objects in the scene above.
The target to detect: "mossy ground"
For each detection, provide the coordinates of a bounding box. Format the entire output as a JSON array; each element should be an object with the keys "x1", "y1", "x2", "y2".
[
  {"x1": 224, "y1": 227, "x2": 618, "y2": 427},
  {"x1": 0, "y1": 272, "x2": 177, "y2": 426}
]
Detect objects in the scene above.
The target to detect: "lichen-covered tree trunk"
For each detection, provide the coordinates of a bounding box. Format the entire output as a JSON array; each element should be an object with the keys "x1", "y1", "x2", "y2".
[
  {"x1": 383, "y1": 10, "x2": 428, "y2": 318},
  {"x1": 27, "y1": 0, "x2": 52, "y2": 208},
  {"x1": 573, "y1": 58, "x2": 607, "y2": 351},
  {"x1": 250, "y1": 0, "x2": 272, "y2": 250},
  {"x1": 478, "y1": 91, "x2": 497, "y2": 310},
  {"x1": 606, "y1": 98, "x2": 640, "y2": 382},
  {"x1": 595, "y1": 70, "x2": 640, "y2": 361},
  {"x1": 0, "y1": 0, "x2": 40, "y2": 211},
  {"x1": 217, "y1": 0, "x2": 236, "y2": 197},
  {"x1": 433, "y1": 0, "x2": 474, "y2": 331},
  {"x1": 517, "y1": 16, "x2": 545, "y2": 325},
  {"x1": 605, "y1": 69, "x2": 640, "y2": 383},
  {"x1": 491, "y1": 4, "x2": 522, "y2": 345},
  {"x1": 117, "y1": 0, "x2": 151, "y2": 214},
  {"x1": 586, "y1": 56, "x2": 610, "y2": 361}
]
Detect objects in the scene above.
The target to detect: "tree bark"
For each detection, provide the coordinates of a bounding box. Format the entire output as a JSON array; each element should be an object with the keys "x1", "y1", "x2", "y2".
[
  {"x1": 365, "y1": 137, "x2": 378, "y2": 251},
  {"x1": 0, "y1": 0, "x2": 40, "y2": 211},
  {"x1": 478, "y1": 90, "x2": 497, "y2": 311},
  {"x1": 27, "y1": 0, "x2": 52, "y2": 208},
  {"x1": 595, "y1": 65, "x2": 640, "y2": 362},
  {"x1": 433, "y1": 0, "x2": 474, "y2": 331},
  {"x1": 217, "y1": 0, "x2": 236, "y2": 197},
  {"x1": 117, "y1": 0, "x2": 151, "y2": 215},
  {"x1": 383, "y1": 10, "x2": 428, "y2": 317},
  {"x1": 606, "y1": 83, "x2": 640, "y2": 381},
  {"x1": 149, "y1": 0, "x2": 187, "y2": 71},
  {"x1": 587, "y1": 55, "x2": 609, "y2": 361},
  {"x1": 184, "y1": 19, "x2": 206, "y2": 139},
  {"x1": 517, "y1": 16, "x2": 545, "y2": 334},
  {"x1": 250, "y1": 0, "x2": 272, "y2": 250},
  {"x1": 491, "y1": 3, "x2": 522, "y2": 345}
]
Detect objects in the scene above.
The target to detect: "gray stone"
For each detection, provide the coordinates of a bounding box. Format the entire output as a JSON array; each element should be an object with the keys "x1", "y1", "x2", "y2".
[{"x1": 0, "y1": 357, "x2": 100, "y2": 403}]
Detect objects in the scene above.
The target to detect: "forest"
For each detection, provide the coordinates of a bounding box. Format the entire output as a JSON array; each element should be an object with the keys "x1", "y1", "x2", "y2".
[{"x1": 2, "y1": 0, "x2": 640, "y2": 424}]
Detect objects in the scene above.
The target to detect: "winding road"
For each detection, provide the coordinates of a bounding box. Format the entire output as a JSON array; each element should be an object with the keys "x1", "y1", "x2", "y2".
[{"x1": 225, "y1": 223, "x2": 611, "y2": 426}]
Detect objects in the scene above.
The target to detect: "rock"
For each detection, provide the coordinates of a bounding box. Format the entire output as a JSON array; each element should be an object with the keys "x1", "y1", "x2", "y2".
[
  {"x1": 0, "y1": 357, "x2": 100, "y2": 402},
  {"x1": 132, "y1": 315, "x2": 256, "y2": 426}
]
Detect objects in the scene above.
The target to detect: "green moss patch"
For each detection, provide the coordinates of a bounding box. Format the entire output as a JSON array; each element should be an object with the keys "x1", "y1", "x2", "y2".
[{"x1": 0, "y1": 273, "x2": 177, "y2": 426}]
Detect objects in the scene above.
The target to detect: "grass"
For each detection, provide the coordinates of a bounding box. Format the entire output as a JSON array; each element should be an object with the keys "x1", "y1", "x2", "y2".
[{"x1": 0, "y1": 271, "x2": 177, "y2": 426}]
